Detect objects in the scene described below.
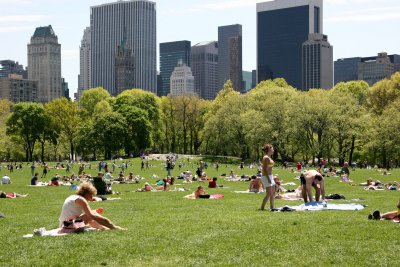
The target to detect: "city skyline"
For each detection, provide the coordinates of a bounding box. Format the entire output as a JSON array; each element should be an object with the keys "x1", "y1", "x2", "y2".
[{"x1": 1, "y1": 0, "x2": 400, "y2": 97}]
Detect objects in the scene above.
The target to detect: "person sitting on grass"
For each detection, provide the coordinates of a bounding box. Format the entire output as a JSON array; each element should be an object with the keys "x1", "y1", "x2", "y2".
[
  {"x1": 368, "y1": 199, "x2": 400, "y2": 221},
  {"x1": 248, "y1": 175, "x2": 263, "y2": 193},
  {"x1": 1, "y1": 175, "x2": 11, "y2": 184},
  {"x1": 92, "y1": 172, "x2": 113, "y2": 195},
  {"x1": 59, "y1": 182, "x2": 125, "y2": 230},
  {"x1": 155, "y1": 178, "x2": 170, "y2": 191},
  {"x1": 194, "y1": 186, "x2": 210, "y2": 199},
  {"x1": 31, "y1": 172, "x2": 39, "y2": 185},
  {"x1": 208, "y1": 177, "x2": 218, "y2": 188}
]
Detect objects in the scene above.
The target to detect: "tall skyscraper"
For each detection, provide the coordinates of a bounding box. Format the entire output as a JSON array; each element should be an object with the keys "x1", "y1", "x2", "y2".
[
  {"x1": 115, "y1": 28, "x2": 135, "y2": 95},
  {"x1": 0, "y1": 60, "x2": 27, "y2": 78},
  {"x1": 170, "y1": 60, "x2": 195, "y2": 97},
  {"x1": 27, "y1": 25, "x2": 62, "y2": 103},
  {"x1": 218, "y1": 24, "x2": 242, "y2": 91},
  {"x1": 62, "y1": 78, "x2": 70, "y2": 100},
  {"x1": 159, "y1": 41, "x2": 191, "y2": 97},
  {"x1": 242, "y1": 71, "x2": 252, "y2": 92},
  {"x1": 257, "y1": 0, "x2": 331, "y2": 90},
  {"x1": 91, "y1": 0, "x2": 156, "y2": 95},
  {"x1": 302, "y1": 33, "x2": 333, "y2": 90},
  {"x1": 191, "y1": 41, "x2": 218, "y2": 100},
  {"x1": 229, "y1": 35, "x2": 243, "y2": 92},
  {"x1": 78, "y1": 27, "x2": 91, "y2": 101}
]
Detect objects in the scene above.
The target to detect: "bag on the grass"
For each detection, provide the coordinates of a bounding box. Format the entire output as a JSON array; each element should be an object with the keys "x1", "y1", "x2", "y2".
[{"x1": 59, "y1": 219, "x2": 86, "y2": 234}]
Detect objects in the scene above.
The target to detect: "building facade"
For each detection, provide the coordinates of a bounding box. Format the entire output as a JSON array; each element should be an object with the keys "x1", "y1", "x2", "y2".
[
  {"x1": 334, "y1": 53, "x2": 400, "y2": 85},
  {"x1": 191, "y1": 41, "x2": 218, "y2": 100},
  {"x1": 229, "y1": 35, "x2": 243, "y2": 92},
  {"x1": 0, "y1": 74, "x2": 38, "y2": 103},
  {"x1": 218, "y1": 24, "x2": 242, "y2": 91},
  {"x1": 169, "y1": 60, "x2": 195, "y2": 97},
  {"x1": 159, "y1": 41, "x2": 191, "y2": 97},
  {"x1": 27, "y1": 25, "x2": 62, "y2": 103},
  {"x1": 257, "y1": 0, "x2": 326, "y2": 90},
  {"x1": 115, "y1": 29, "x2": 135, "y2": 96},
  {"x1": 90, "y1": 0, "x2": 156, "y2": 95},
  {"x1": 358, "y1": 52, "x2": 398, "y2": 86},
  {"x1": 334, "y1": 57, "x2": 362, "y2": 85},
  {"x1": 302, "y1": 33, "x2": 333, "y2": 90},
  {"x1": 78, "y1": 27, "x2": 91, "y2": 101},
  {"x1": 242, "y1": 71, "x2": 252, "y2": 92},
  {"x1": 62, "y1": 78, "x2": 70, "y2": 100},
  {"x1": 0, "y1": 60, "x2": 27, "y2": 78}
]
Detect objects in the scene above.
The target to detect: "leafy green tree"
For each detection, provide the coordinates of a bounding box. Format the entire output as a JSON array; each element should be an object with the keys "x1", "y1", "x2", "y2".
[
  {"x1": 160, "y1": 96, "x2": 177, "y2": 153},
  {"x1": 80, "y1": 87, "x2": 111, "y2": 118},
  {"x1": 114, "y1": 89, "x2": 162, "y2": 150},
  {"x1": 0, "y1": 99, "x2": 12, "y2": 159},
  {"x1": 117, "y1": 106, "x2": 152, "y2": 156},
  {"x1": 332, "y1": 80, "x2": 370, "y2": 105},
  {"x1": 6, "y1": 102, "x2": 47, "y2": 161},
  {"x1": 92, "y1": 112, "x2": 127, "y2": 159},
  {"x1": 246, "y1": 83, "x2": 298, "y2": 160},
  {"x1": 45, "y1": 98, "x2": 81, "y2": 160},
  {"x1": 366, "y1": 72, "x2": 400, "y2": 115}
]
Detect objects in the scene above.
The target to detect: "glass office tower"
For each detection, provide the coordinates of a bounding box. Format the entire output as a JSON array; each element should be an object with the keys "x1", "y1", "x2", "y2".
[
  {"x1": 159, "y1": 41, "x2": 191, "y2": 97},
  {"x1": 91, "y1": 0, "x2": 156, "y2": 95},
  {"x1": 257, "y1": 0, "x2": 323, "y2": 90}
]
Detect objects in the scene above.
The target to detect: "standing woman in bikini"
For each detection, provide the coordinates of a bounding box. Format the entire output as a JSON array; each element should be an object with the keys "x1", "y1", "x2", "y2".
[{"x1": 260, "y1": 144, "x2": 277, "y2": 211}]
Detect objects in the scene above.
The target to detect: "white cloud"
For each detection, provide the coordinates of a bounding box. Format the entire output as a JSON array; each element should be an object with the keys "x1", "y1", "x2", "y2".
[
  {"x1": 0, "y1": 15, "x2": 49, "y2": 23},
  {"x1": 202, "y1": 0, "x2": 260, "y2": 10},
  {"x1": 326, "y1": 6, "x2": 400, "y2": 22},
  {"x1": 62, "y1": 48, "x2": 79, "y2": 60},
  {"x1": 0, "y1": 26, "x2": 32, "y2": 33}
]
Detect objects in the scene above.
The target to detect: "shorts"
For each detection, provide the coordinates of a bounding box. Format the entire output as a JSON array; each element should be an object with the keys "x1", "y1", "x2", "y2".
[{"x1": 261, "y1": 175, "x2": 275, "y2": 187}]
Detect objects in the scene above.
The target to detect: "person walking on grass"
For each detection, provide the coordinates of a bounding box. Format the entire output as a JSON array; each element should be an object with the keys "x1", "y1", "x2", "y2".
[{"x1": 260, "y1": 144, "x2": 277, "y2": 211}]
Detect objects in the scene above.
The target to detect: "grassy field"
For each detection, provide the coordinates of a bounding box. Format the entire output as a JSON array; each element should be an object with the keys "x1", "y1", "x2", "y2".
[{"x1": 0, "y1": 157, "x2": 399, "y2": 266}]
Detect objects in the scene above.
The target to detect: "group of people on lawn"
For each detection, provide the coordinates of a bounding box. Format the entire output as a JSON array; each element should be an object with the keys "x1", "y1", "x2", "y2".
[{"x1": 2, "y1": 143, "x2": 398, "y2": 230}]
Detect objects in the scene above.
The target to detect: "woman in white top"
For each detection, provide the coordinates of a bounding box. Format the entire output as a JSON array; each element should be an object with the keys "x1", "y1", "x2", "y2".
[{"x1": 59, "y1": 182, "x2": 124, "y2": 230}]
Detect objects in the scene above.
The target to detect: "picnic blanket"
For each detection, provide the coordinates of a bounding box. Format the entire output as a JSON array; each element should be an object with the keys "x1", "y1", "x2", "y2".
[
  {"x1": 277, "y1": 201, "x2": 365, "y2": 211},
  {"x1": 234, "y1": 190, "x2": 264, "y2": 194},
  {"x1": 23, "y1": 227, "x2": 97, "y2": 238}
]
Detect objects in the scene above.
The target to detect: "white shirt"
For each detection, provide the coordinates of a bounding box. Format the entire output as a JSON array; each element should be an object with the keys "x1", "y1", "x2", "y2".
[
  {"x1": 59, "y1": 195, "x2": 84, "y2": 227},
  {"x1": 2, "y1": 175, "x2": 10, "y2": 184}
]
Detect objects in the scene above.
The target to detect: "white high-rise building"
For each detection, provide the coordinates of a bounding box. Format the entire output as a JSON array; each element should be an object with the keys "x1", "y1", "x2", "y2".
[
  {"x1": 78, "y1": 27, "x2": 91, "y2": 101},
  {"x1": 27, "y1": 25, "x2": 62, "y2": 103},
  {"x1": 90, "y1": 0, "x2": 157, "y2": 95},
  {"x1": 170, "y1": 60, "x2": 195, "y2": 97}
]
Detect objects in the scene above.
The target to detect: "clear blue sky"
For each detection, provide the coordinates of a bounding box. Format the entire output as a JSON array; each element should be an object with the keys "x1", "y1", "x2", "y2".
[{"x1": 1, "y1": 0, "x2": 400, "y2": 97}]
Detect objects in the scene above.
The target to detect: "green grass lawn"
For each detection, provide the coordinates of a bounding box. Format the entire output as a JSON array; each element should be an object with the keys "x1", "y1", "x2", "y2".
[{"x1": 0, "y1": 158, "x2": 399, "y2": 266}]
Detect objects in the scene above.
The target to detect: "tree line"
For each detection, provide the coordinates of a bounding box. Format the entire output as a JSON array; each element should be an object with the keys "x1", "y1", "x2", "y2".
[{"x1": 1, "y1": 72, "x2": 400, "y2": 167}]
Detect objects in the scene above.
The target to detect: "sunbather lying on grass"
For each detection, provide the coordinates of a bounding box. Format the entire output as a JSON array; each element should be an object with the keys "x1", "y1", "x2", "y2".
[{"x1": 368, "y1": 200, "x2": 400, "y2": 221}]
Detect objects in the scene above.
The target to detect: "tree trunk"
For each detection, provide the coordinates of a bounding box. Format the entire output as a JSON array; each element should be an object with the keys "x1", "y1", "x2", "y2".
[
  {"x1": 41, "y1": 141, "x2": 45, "y2": 163},
  {"x1": 348, "y1": 135, "x2": 356, "y2": 166}
]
